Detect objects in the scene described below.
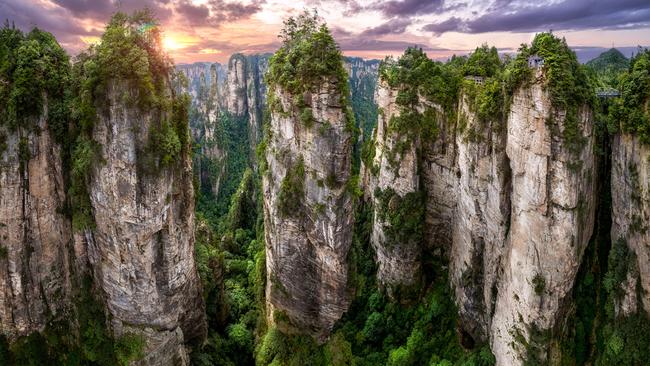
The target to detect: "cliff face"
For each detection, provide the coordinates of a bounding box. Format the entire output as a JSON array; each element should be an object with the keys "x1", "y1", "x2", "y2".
[
  {"x1": 83, "y1": 81, "x2": 206, "y2": 364},
  {"x1": 178, "y1": 55, "x2": 270, "y2": 199},
  {"x1": 0, "y1": 105, "x2": 73, "y2": 339},
  {"x1": 177, "y1": 62, "x2": 225, "y2": 107},
  {"x1": 184, "y1": 66, "x2": 226, "y2": 197},
  {"x1": 421, "y1": 106, "x2": 458, "y2": 253},
  {"x1": 223, "y1": 54, "x2": 270, "y2": 154},
  {"x1": 450, "y1": 93, "x2": 510, "y2": 342},
  {"x1": 611, "y1": 133, "x2": 650, "y2": 315},
  {"x1": 363, "y1": 54, "x2": 597, "y2": 364},
  {"x1": 263, "y1": 78, "x2": 354, "y2": 340},
  {"x1": 488, "y1": 71, "x2": 597, "y2": 365},
  {"x1": 244, "y1": 55, "x2": 270, "y2": 154},
  {"x1": 363, "y1": 79, "x2": 422, "y2": 291}
]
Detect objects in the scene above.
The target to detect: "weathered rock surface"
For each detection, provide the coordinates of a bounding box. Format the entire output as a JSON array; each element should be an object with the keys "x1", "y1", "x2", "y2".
[
  {"x1": 224, "y1": 54, "x2": 249, "y2": 116},
  {"x1": 344, "y1": 57, "x2": 380, "y2": 94},
  {"x1": 187, "y1": 67, "x2": 227, "y2": 196},
  {"x1": 488, "y1": 70, "x2": 596, "y2": 365},
  {"x1": 177, "y1": 62, "x2": 225, "y2": 107},
  {"x1": 263, "y1": 80, "x2": 354, "y2": 340},
  {"x1": 0, "y1": 104, "x2": 73, "y2": 339},
  {"x1": 364, "y1": 67, "x2": 597, "y2": 365},
  {"x1": 363, "y1": 79, "x2": 422, "y2": 290},
  {"x1": 421, "y1": 104, "x2": 458, "y2": 252},
  {"x1": 222, "y1": 54, "x2": 270, "y2": 155},
  {"x1": 243, "y1": 54, "x2": 270, "y2": 153},
  {"x1": 84, "y1": 81, "x2": 206, "y2": 364},
  {"x1": 610, "y1": 133, "x2": 650, "y2": 315},
  {"x1": 450, "y1": 94, "x2": 510, "y2": 343}
]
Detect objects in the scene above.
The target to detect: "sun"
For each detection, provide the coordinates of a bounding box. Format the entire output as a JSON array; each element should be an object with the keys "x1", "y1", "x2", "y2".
[{"x1": 163, "y1": 35, "x2": 182, "y2": 51}]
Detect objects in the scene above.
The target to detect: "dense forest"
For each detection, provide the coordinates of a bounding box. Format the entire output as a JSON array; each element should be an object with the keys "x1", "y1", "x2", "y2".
[
  {"x1": 1, "y1": 8, "x2": 649, "y2": 366},
  {"x1": 187, "y1": 13, "x2": 650, "y2": 366}
]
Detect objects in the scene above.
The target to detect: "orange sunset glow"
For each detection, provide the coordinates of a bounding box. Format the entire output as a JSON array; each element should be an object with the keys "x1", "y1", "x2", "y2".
[{"x1": 2, "y1": 0, "x2": 650, "y2": 63}]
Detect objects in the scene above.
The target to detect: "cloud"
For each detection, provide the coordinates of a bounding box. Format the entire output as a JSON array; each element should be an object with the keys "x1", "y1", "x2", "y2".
[
  {"x1": 422, "y1": 16, "x2": 462, "y2": 34},
  {"x1": 2, "y1": 0, "x2": 649, "y2": 63},
  {"x1": 50, "y1": 0, "x2": 114, "y2": 18},
  {"x1": 359, "y1": 18, "x2": 411, "y2": 37},
  {"x1": 207, "y1": 0, "x2": 264, "y2": 21},
  {"x1": 371, "y1": 0, "x2": 444, "y2": 16},
  {"x1": 1, "y1": 0, "x2": 101, "y2": 53},
  {"x1": 424, "y1": 0, "x2": 650, "y2": 35},
  {"x1": 337, "y1": 37, "x2": 451, "y2": 52},
  {"x1": 176, "y1": 1, "x2": 211, "y2": 23}
]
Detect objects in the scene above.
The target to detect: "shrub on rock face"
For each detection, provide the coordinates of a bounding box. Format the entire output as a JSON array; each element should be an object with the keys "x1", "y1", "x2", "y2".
[{"x1": 277, "y1": 157, "x2": 305, "y2": 217}]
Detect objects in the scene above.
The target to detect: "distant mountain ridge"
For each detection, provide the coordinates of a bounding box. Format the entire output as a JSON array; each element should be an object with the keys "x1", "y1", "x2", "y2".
[
  {"x1": 586, "y1": 48, "x2": 630, "y2": 72},
  {"x1": 574, "y1": 46, "x2": 644, "y2": 63}
]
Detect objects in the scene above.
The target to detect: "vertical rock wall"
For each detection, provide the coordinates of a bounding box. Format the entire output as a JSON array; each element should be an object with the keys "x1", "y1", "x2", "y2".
[
  {"x1": 85, "y1": 81, "x2": 206, "y2": 365},
  {"x1": 245, "y1": 55, "x2": 270, "y2": 155},
  {"x1": 0, "y1": 106, "x2": 73, "y2": 339},
  {"x1": 263, "y1": 79, "x2": 354, "y2": 340},
  {"x1": 363, "y1": 79, "x2": 422, "y2": 290},
  {"x1": 450, "y1": 94, "x2": 510, "y2": 343},
  {"x1": 365, "y1": 65, "x2": 598, "y2": 365},
  {"x1": 610, "y1": 133, "x2": 650, "y2": 315},
  {"x1": 489, "y1": 71, "x2": 597, "y2": 365}
]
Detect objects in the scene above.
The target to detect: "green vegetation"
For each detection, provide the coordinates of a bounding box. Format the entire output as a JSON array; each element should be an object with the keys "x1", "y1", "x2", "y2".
[
  {"x1": 2, "y1": 276, "x2": 145, "y2": 365},
  {"x1": 0, "y1": 245, "x2": 7, "y2": 259},
  {"x1": 586, "y1": 48, "x2": 629, "y2": 88},
  {"x1": 347, "y1": 57, "x2": 380, "y2": 173},
  {"x1": 266, "y1": 11, "x2": 355, "y2": 133},
  {"x1": 593, "y1": 236, "x2": 650, "y2": 366},
  {"x1": 277, "y1": 157, "x2": 305, "y2": 217},
  {"x1": 249, "y1": 202, "x2": 495, "y2": 366},
  {"x1": 460, "y1": 45, "x2": 507, "y2": 140},
  {"x1": 191, "y1": 167, "x2": 266, "y2": 366},
  {"x1": 379, "y1": 47, "x2": 461, "y2": 155},
  {"x1": 89, "y1": 11, "x2": 172, "y2": 110},
  {"x1": 374, "y1": 187, "x2": 425, "y2": 249},
  {"x1": 505, "y1": 32, "x2": 594, "y2": 154},
  {"x1": 607, "y1": 48, "x2": 650, "y2": 144},
  {"x1": 0, "y1": 24, "x2": 70, "y2": 134},
  {"x1": 320, "y1": 203, "x2": 495, "y2": 366},
  {"x1": 196, "y1": 111, "x2": 252, "y2": 224},
  {"x1": 463, "y1": 45, "x2": 501, "y2": 78}
]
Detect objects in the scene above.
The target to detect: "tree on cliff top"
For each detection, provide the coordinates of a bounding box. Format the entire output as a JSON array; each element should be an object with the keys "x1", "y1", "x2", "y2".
[
  {"x1": 0, "y1": 24, "x2": 70, "y2": 133},
  {"x1": 608, "y1": 48, "x2": 650, "y2": 144},
  {"x1": 265, "y1": 10, "x2": 355, "y2": 136},
  {"x1": 267, "y1": 10, "x2": 348, "y2": 96},
  {"x1": 90, "y1": 9, "x2": 174, "y2": 110}
]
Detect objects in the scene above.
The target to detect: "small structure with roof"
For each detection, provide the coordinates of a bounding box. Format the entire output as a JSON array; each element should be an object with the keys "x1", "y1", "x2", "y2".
[
  {"x1": 464, "y1": 75, "x2": 485, "y2": 85},
  {"x1": 528, "y1": 55, "x2": 545, "y2": 68}
]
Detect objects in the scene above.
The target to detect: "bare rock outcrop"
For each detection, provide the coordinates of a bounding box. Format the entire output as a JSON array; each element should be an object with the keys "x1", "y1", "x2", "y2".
[
  {"x1": 0, "y1": 105, "x2": 73, "y2": 339},
  {"x1": 362, "y1": 79, "x2": 422, "y2": 291},
  {"x1": 84, "y1": 81, "x2": 207, "y2": 364},
  {"x1": 610, "y1": 133, "x2": 650, "y2": 315},
  {"x1": 488, "y1": 70, "x2": 597, "y2": 365},
  {"x1": 450, "y1": 93, "x2": 510, "y2": 343},
  {"x1": 262, "y1": 78, "x2": 354, "y2": 340}
]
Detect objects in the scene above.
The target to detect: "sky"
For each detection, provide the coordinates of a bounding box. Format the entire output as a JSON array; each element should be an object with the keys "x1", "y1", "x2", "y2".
[{"x1": 2, "y1": 0, "x2": 650, "y2": 64}]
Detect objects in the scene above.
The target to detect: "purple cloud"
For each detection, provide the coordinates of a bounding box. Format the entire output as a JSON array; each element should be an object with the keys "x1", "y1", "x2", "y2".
[
  {"x1": 371, "y1": 0, "x2": 444, "y2": 16},
  {"x1": 360, "y1": 18, "x2": 411, "y2": 37},
  {"x1": 424, "y1": 0, "x2": 650, "y2": 34}
]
